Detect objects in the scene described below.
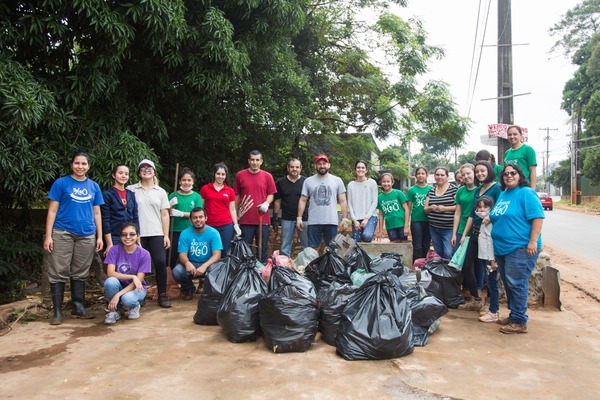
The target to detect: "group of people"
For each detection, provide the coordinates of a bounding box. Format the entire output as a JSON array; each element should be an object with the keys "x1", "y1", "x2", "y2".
[{"x1": 43, "y1": 125, "x2": 543, "y2": 334}]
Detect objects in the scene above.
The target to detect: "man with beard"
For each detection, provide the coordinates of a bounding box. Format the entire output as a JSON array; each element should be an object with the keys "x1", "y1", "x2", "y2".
[
  {"x1": 297, "y1": 154, "x2": 349, "y2": 250},
  {"x1": 171, "y1": 207, "x2": 222, "y2": 300},
  {"x1": 273, "y1": 158, "x2": 308, "y2": 257}
]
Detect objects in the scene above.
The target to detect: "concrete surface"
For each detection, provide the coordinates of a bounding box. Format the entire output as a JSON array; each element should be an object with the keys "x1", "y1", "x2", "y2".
[
  {"x1": 360, "y1": 241, "x2": 413, "y2": 267},
  {"x1": 1, "y1": 285, "x2": 599, "y2": 400}
]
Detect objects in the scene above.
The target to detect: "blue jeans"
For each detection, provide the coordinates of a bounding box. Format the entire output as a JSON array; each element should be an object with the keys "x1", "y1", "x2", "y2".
[
  {"x1": 307, "y1": 225, "x2": 338, "y2": 249},
  {"x1": 351, "y1": 216, "x2": 378, "y2": 243},
  {"x1": 410, "y1": 221, "x2": 430, "y2": 260},
  {"x1": 486, "y1": 268, "x2": 499, "y2": 313},
  {"x1": 104, "y1": 277, "x2": 146, "y2": 310},
  {"x1": 172, "y1": 262, "x2": 202, "y2": 294},
  {"x1": 496, "y1": 248, "x2": 539, "y2": 325},
  {"x1": 241, "y1": 224, "x2": 270, "y2": 263},
  {"x1": 212, "y1": 223, "x2": 234, "y2": 258},
  {"x1": 429, "y1": 226, "x2": 453, "y2": 259},
  {"x1": 475, "y1": 258, "x2": 486, "y2": 290},
  {"x1": 387, "y1": 227, "x2": 408, "y2": 241},
  {"x1": 280, "y1": 219, "x2": 308, "y2": 257}
]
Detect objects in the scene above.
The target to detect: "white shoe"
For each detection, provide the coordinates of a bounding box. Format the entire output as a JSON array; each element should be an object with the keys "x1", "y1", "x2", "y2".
[
  {"x1": 128, "y1": 304, "x2": 141, "y2": 320},
  {"x1": 104, "y1": 311, "x2": 121, "y2": 325}
]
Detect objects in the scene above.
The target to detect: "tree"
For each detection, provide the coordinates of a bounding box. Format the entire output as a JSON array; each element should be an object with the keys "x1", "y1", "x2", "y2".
[
  {"x1": 378, "y1": 146, "x2": 410, "y2": 181},
  {"x1": 548, "y1": 158, "x2": 572, "y2": 192}
]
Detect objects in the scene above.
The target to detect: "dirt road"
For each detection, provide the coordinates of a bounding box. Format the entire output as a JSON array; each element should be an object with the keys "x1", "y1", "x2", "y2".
[{"x1": 1, "y1": 247, "x2": 600, "y2": 400}]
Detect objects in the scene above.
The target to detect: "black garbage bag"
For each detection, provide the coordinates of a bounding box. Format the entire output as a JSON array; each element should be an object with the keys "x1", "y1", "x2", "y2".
[
  {"x1": 269, "y1": 265, "x2": 317, "y2": 298},
  {"x1": 305, "y1": 248, "x2": 352, "y2": 292},
  {"x1": 398, "y1": 269, "x2": 443, "y2": 300},
  {"x1": 343, "y1": 245, "x2": 371, "y2": 273},
  {"x1": 217, "y1": 259, "x2": 268, "y2": 342},
  {"x1": 403, "y1": 285, "x2": 448, "y2": 346},
  {"x1": 316, "y1": 281, "x2": 356, "y2": 346},
  {"x1": 260, "y1": 275, "x2": 319, "y2": 353},
  {"x1": 369, "y1": 252, "x2": 404, "y2": 275},
  {"x1": 193, "y1": 255, "x2": 241, "y2": 325},
  {"x1": 229, "y1": 236, "x2": 254, "y2": 261},
  {"x1": 423, "y1": 258, "x2": 464, "y2": 308},
  {"x1": 335, "y1": 272, "x2": 414, "y2": 360}
]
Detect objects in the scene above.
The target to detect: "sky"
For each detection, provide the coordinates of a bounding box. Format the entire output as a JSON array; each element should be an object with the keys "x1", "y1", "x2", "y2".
[{"x1": 376, "y1": 0, "x2": 582, "y2": 169}]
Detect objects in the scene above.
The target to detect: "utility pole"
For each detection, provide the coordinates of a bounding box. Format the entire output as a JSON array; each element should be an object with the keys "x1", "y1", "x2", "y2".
[
  {"x1": 539, "y1": 127, "x2": 558, "y2": 191},
  {"x1": 497, "y1": 0, "x2": 513, "y2": 165},
  {"x1": 571, "y1": 101, "x2": 582, "y2": 205}
]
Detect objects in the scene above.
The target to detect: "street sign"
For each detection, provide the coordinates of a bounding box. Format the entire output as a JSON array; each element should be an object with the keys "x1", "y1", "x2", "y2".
[{"x1": 487, "y1": 123, "x2": 528, "y2": 141}]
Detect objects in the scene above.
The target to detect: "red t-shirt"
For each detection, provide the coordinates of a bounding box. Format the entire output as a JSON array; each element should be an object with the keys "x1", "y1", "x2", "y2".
[
  {"x1": 233, "y1": 169, "x2": 277, "y2": 225},
  {"x1": 200, "y1": 183, "x2": 236, "y2": 227}
]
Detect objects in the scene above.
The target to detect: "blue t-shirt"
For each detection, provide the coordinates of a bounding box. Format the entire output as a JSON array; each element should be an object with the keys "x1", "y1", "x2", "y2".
[
  {"x1": 104, "y1": 245, "x2": 152, "y2": 289},
  {"x1": 48, "y1": 176, "x2": 104, "y2": 236},
  {"x1": 489, "y1": 186, "x2": 544, "y2": 256},
  {"x1": 470, "y1": 183, "x2": 502, "y2": 227},
  {"x1": 178, "y1": 225, "x2": 223, "y2": 264}
]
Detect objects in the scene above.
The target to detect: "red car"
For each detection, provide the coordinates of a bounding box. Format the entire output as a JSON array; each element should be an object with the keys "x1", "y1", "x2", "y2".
[{"x1": 537, "y1": 192, "x2": 553, "y2": 211}]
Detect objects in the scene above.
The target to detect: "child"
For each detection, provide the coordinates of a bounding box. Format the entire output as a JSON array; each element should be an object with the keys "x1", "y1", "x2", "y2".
[
  {"x1": 376, "y1": 173, "x2": 410, "y2": 243},
  {"x1": 475, "y1": 196, "x2": 500, "y2": 323}
]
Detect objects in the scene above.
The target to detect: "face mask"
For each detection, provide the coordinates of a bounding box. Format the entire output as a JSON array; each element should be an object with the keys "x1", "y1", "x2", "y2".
[
  {"x1": 180, "y1": 184, "x2": 193, "y2": 192},
  {"x1": 475, "y1": 211, "x2": 489, "y2": 219}
]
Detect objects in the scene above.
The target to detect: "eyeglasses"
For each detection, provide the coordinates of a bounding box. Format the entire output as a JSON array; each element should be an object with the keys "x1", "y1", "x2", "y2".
[
  {"x1": 503, "y1": 171, "x2": 518, "y2": 177},
  {"x1": 120, "y1": 232, "x2": 138, "y2": 238},
  {"x1": 140, "y1": 167, "x2": 154, "y2": 172}
]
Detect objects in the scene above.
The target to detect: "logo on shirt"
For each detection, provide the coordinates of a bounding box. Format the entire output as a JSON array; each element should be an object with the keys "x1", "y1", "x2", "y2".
[
  {"x1": 189, "y1": 239, "x2": 209, "y2": 257},
  {"x1": 490, "y1": 200, "x2": 510, "y2": 216},
  {"x1": 380, "y1": 199, "x2": 401, "y2": 214},
  {"x1": 414, "y1": 193, "x2": 426, "y2": 207},
  {"x1": 315, "y1": 185, "x2": 332, "y2": 206},
  {"x1": 117, "y1": 262, "x2": 131, "y2": 274},
  {"x1": 70, "y1": 187, "x2": 92, "y2": 202}
]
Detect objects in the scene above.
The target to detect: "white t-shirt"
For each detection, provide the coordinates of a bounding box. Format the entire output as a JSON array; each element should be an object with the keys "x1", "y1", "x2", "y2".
[{"x1": 127, "y1": 183, "x2": 170, "y2": 237}]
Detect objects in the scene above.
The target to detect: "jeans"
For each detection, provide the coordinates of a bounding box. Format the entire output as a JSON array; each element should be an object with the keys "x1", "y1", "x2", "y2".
[
  {"x1": 212, "y1": 223, "x2": 234, "y2": 258},
  {"x1": 429, "y1": 226, "x2": 453, "y2": 259},
  {"x1": 475, "y1": 258, "x2": 486, "y2": 290},
  {"x1": 280, "y1": 219, "x2": 308, "y2": 257},
  {"x1": 387, "y1": 228, "x2": 408, "y2": 241},
  {"x1": 410, "y1": 221, "x2": 430, "y2": 260},
  {"x1": 241, "y1": 224, "x2": 270, "y2": 263},
  {"x1": 496, "y1": 248, "x2": 539, "y2": 325},
  {"x1": 486, "y1": 268, "x2": 499, "y2": 313},
  {"x1": 104, "y1": 277, "x2": 146, "y2": 309},
  {"x1": 351, "y1": 216, "x2": 378, "y2": 243},
  {"x1": 307, "y1": 225, "x2": 338, "y2": 249},
  {"x1": 172, "y1": 262, "x2": 202, "y2": 294}
]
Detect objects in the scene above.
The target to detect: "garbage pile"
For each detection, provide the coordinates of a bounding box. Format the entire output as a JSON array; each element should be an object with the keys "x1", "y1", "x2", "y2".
[{"x1": 194, "y1": 234, "x2": 458, "y2": 360}]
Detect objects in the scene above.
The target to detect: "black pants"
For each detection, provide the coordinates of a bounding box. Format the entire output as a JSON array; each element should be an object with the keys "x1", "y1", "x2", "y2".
[
  {"x1": 141, "y1": 236, "x2": 167, "y2": 295},
  {"x1": 461, "y1": 230, "x2": 480, "y2": 298}
]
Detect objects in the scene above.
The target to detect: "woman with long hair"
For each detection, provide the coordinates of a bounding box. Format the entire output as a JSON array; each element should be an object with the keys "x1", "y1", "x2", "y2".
[
  {"x1": 200, "y1": 162, "x2": 240, "y2": 257},
  {"x1": 347, "y1": 160, "x2": 379, "y2": 243},
  {"x1": 127, "y1": 159, "x2": 171, "y2": 308},
  {"x1": 101, "y1": 164, "x2": 139, "y2": 255},
  {"x1": 43, "y1": 151, "x2": 104, "y2": 325},
  {"x1": 103, "y1": 222, "x2": 151, "y2": 324},
  {"x1": 168, "y1": 167, "x2": 203, "y2": 268},
  {"x1": 406, "y1": 167, "x2": 432, "y2": 260}
]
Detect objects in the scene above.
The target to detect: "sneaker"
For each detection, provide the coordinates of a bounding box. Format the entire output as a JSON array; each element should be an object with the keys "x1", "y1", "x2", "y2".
[
  {"x1": 479, "y1": 311, "x2": 500, "y2": 323},
  {"x1": 128, "y1": 304, "x2": 141, "y2": 320},
  {"x1": 104, "y1": 311, "x2": 121, "y2": 325},
  {"x1": 496, "y1": 315, "x2": 511, "y2": 326},
  {"x1": 182, "y1": 291, "x2": 194, "y2": 301},
  {"x1": 158, "y1": 294, "x2": 172, "y2": 308},
  {"x1": 458, "y1": 297, "x2": 482, "y2": 311},
  {"x1": 499, "y1": 323, "x2": 527, "y2": 334}
]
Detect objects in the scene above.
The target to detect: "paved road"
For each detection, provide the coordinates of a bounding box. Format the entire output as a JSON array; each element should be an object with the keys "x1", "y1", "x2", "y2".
[{"x1": 542, "y1": 208, "x2": 600, "y2": 269}]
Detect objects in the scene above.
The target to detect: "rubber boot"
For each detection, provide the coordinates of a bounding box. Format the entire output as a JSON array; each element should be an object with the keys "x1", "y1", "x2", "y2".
[
  {"x1": 70, "y1": 279, "x2": 94, "y2": 319},
  {"x1": 49, "y1": 282, "x2": 65, "y2": 325}
]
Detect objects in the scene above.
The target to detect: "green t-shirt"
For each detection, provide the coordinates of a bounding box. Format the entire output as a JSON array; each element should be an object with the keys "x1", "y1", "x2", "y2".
[
  {"x1": 377, "y1": 189, "x2": 408, "y2": 230},
  {"x1": 504, "y1": 144, "x2": 537, "y2": 181},
  {"x1": 406, "y1": 184, "x2": 432, "y2": 222},
  {"x1": 493, "y1": 164, "x2": 503, "y2": 183},
  {"x1": 168, "y1": 191, "x2": 203, "y2": 232},
  {"x1": 454, "y1": 185, "x2": 477, "y2": 234}
]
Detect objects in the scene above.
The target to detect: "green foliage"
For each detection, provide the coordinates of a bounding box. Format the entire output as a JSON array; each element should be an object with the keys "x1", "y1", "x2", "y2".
[
  {"x1": 548, "y1": 158, "x2": 572, "y2": 192},
  {"x1": 549, "y1": 0, "x2": 600, "y2": 58},
  {"x1": 0, "y1": 227, "x2": 43, "y2": 304},
  {"x1": 378, "y1": 146, "x2": 409, "y2": 180},
  {"x1": 582, "y1": 148, "x2": 600, "y2": 185}
]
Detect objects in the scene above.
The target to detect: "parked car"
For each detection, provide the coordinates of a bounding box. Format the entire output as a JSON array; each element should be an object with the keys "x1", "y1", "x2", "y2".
[{"x1": 537, "y1": 192, "x2": 553, "y2": 211}]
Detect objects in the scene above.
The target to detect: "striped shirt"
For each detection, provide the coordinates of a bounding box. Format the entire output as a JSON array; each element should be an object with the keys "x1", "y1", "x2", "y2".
[{"x1": 427, "y1": 184, "x2": 458, "y2": 229}]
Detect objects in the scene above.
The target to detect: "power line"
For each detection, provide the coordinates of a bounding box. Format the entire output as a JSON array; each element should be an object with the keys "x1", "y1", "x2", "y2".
[{"x1": 466, "y1": 0, "x2": 493, "y2": 118}]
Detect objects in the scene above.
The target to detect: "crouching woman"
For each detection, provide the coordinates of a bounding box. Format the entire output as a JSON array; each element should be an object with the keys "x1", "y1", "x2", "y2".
[{"x1": 103, "y1": 223, "x2": 151, "y2": 324}]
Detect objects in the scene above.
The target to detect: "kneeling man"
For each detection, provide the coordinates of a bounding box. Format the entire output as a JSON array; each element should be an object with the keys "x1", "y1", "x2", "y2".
[{"x1": 172, "y1": 207, "x2": 223, "y2": 300}]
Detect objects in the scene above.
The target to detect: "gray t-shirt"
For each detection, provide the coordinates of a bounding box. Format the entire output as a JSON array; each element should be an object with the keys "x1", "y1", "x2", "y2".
[
  {"x1": 301, "y1": 174, "x2": 346, "y2": 225},
  {"x1": 347, "y1": 178, "x2": 378, "y2": 220}
]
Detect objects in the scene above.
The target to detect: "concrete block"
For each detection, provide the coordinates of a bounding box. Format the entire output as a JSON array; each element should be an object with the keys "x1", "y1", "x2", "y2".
[{"x1": 359, "y1": 241, "x2": 413, "y2": 268}]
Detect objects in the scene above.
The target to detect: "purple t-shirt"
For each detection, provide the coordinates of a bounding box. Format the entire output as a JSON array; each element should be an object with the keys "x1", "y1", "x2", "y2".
[{"x1": 104, "y1": 245, "x2": 152, "y2": 289}]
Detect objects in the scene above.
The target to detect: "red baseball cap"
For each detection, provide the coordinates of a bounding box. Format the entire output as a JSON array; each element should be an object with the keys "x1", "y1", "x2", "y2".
[{"x1": 315, "y1": 154, "x2": 329, "y2": 163}]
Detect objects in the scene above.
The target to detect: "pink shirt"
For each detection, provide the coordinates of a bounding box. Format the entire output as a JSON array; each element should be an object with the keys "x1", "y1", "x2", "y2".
[{"x1": 233, "y1": 169, "x2": 277, "y2": 225}]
